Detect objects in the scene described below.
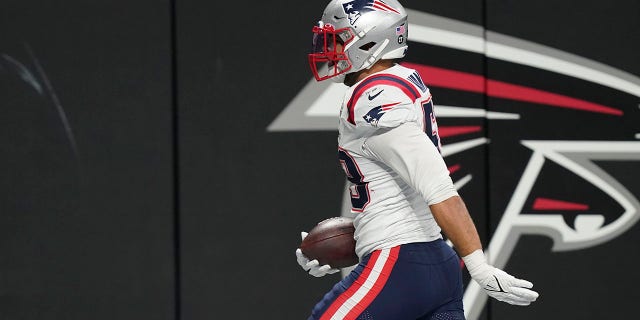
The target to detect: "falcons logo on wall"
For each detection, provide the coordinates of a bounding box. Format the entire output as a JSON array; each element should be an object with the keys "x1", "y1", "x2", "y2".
[{"x1": 268, "y1": 9, "x2": 640, "y2": 320}]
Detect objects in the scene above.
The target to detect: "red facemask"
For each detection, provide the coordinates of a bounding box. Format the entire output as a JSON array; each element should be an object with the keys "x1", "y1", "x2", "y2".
[{"x1": 308, "y1": 24, "x2": 355, "y2": 81}]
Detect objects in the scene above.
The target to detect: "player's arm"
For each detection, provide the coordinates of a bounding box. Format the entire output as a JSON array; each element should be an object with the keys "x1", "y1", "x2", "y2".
[
  {"x1": 361, "y1": 121, "x2": 480, "y2": 254},
  {"x1": 362, "y1": 122, "x2": 539, "y2": 305},
  {"x1": 429, "y1": 196, "x2": 481, "y2": 256}
]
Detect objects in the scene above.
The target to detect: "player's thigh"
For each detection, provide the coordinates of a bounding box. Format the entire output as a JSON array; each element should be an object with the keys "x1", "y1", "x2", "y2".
[
  {"x1": 365, "y1": 242, "x2": 464, "y2": 319},
  {"x1": 415, "y1": 245, "x2": 465, "y2": 320},
  {"x1": 418, "y1": 311, "x2": 466, "y2": 320},
  {"x1": 309, "y1": 241, "x2": 463, "y2": 320},
  {"x1": 308, "y1": 247, "x2": 404, "y2": 320}
]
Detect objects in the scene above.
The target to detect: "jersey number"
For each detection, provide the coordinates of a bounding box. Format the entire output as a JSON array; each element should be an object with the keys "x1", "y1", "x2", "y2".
[
  {"x1": 422, "y1": 99, "x2": 441, "y2": 151},
  {"x1": 338, "y1": 148, "x2": 370, "y2": 212}
]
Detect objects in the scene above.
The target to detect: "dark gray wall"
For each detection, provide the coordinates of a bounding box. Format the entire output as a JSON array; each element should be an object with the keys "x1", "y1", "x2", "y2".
[
  {"x1": 1, "y1": 1, "x2": 175, "y2": 319},
  {"x1": 486, "y1": 1, "x2": 640, "y2": 319},
  {"x1": 1, "y1": 0, "x2": 638, "y2": 319}
]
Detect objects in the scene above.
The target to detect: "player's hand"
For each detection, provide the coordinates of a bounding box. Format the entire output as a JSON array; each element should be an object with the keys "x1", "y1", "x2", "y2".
[
  {"x1": 463, "y1": 250, "x2": 539, "y2": 306},
  {"x1": 296, "y1": 232, "x2": 340, "y2": 277}
]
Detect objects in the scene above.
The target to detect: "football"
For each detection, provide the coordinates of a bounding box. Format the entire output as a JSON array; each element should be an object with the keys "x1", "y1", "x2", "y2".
[{"x1": 300, "y1": 216, "x2": 359, "y2": 268}]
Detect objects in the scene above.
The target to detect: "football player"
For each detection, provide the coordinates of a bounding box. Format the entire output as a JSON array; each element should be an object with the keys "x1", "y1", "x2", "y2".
[{"x1": 296, "y1": 0, "x2": 539, "y2": 319}]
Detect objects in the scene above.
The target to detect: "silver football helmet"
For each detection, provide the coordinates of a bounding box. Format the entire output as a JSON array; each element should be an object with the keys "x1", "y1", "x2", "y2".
[{"x1": 309, "y1": 0, "x2": 409, "y2": 82}]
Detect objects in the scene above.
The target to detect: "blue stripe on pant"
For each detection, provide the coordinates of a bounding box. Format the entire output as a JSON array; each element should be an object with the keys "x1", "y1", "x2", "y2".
[{"x1": 309, "y1": 239, "x2": 465, "y2": 320}]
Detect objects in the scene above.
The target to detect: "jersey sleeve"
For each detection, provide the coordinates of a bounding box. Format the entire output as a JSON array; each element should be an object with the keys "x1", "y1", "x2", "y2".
[
  {"x1": 361, "y1": 121, "x2": 458, "y2": 205},
  {"x1": 351, "y1": 84, "x2": 415, "y2": 128},
  {"x1": 348, "y1": 71, "x2": 431, "y2": 130}
]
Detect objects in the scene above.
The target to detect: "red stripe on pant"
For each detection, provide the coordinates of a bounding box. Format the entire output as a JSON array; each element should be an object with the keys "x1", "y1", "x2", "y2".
[{"x1": 319, "y1": 246, "x2": 400, "y2": 320}]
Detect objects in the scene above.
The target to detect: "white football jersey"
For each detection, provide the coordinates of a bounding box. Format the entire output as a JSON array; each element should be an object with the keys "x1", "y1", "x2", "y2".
[{"x1": 337, "y1": 64, "x2": 458, "y2": 258}]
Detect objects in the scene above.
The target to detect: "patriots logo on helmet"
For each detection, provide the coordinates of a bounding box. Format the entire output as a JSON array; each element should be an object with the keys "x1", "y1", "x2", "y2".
[{"x1": 342, "y1": 0, "x2": 401, "y2": 25}]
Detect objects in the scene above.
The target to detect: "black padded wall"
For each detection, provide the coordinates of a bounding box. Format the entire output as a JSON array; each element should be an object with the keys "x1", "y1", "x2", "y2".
[
  {"x1": 1, "y1": 1, "x2": 175, "y2": 319},
  {"x1": 485, "y1": 1, "x2": 640, "y2": 319},
  {"x1": 1, "y1": 1, "x2": 638, "y2": 319}
]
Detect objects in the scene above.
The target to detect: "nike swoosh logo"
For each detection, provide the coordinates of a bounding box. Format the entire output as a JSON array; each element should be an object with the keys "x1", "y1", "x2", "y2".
[
  {"x1": 334, "y1": 16, "x2": 345, "y2": 20},
  {"x1": 368, "y1": 89, "x2": 384, "y2": 100},
  {"x1": 484, "y1": 275, "x2": 507, "y2": 293}
]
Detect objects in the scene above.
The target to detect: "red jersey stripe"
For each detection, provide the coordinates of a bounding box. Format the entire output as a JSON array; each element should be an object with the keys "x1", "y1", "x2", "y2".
[{"x1": 347, "y1": 74, "x2": 421, "y2": 124}]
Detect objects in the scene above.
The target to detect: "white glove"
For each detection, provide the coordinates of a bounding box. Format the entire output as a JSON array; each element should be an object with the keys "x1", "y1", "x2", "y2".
[
  {"x1": 295, "y1": 232, "x2": 340, "y2": 277},
  {"x1": 463, "y1": 249, "x2": 539, "y2": 306}
]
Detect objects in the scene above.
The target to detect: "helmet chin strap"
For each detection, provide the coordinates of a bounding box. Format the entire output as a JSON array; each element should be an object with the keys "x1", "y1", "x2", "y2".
[
  {"x1": 381, "y1": 46, "x2": 408, "y2": 60},
  {"x1": 361, "y1": 38, "x2": 390, "y2": 70},
  {"x1": 343, "y1": 25, "x2": 376, "y2": 52},
  {"x1": 331, "y1": 36, "x2": 390, "y2": 83},
  {"x1": 331, "y1": 25, "x2": 395, "y2": 83}
]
